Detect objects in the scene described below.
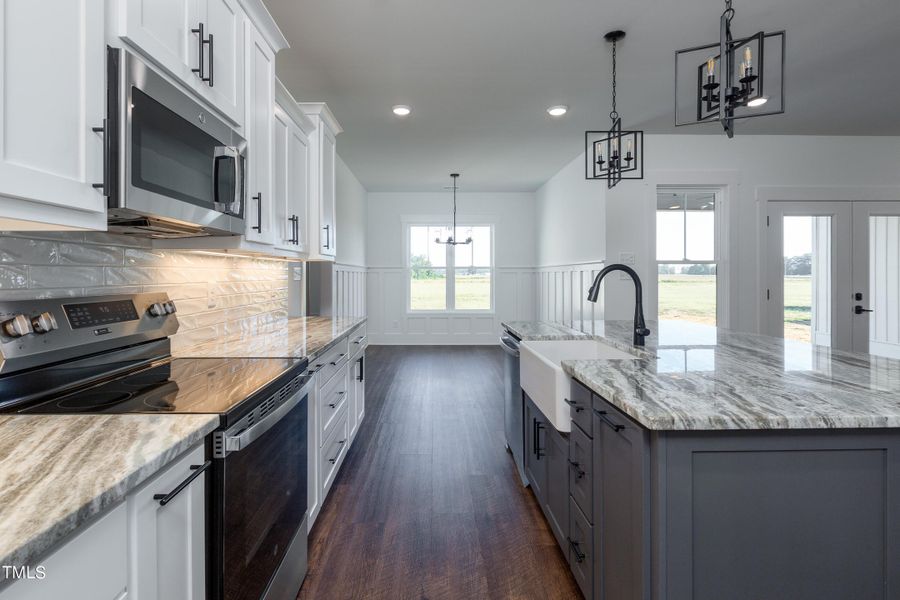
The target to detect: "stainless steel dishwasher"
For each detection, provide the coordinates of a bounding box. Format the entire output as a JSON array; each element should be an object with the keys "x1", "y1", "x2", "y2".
[{"x1": 500, "y1": 329, "x2": 528, "y2": 486}]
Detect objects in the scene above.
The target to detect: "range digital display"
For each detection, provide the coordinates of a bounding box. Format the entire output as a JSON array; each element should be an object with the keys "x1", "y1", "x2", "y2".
[{"x1": 64, "y1": 300, "x2": 140, "y2": 330}]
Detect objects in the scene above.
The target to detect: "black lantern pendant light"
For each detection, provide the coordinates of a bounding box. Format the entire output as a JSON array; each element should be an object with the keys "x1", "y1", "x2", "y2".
[
  {"x1": 674, "y1": 0, "x2": 785, "y2": 137},
  {"x1": 435, "y1": 173, "x2": 472, "y2": 246},
  {"x1": 585, "y1": 30, "x2": 644, "y2": 188}
]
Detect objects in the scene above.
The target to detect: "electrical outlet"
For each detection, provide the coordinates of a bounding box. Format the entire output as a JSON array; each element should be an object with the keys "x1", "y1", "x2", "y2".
[
  {"x1": 618, "y1": 252, "x2": 635, "y2": 280},
  {"x1": 207, "y1": 297, "x2": 217, "y2": 309},
  {"x1": 292, "y1": 267, "x2": 303, "y2": 281}
]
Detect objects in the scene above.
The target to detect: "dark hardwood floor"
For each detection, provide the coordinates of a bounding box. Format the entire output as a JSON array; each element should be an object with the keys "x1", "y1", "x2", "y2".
[{"x1": 297, "y1": 345, "x2": 582, "y2": 600}]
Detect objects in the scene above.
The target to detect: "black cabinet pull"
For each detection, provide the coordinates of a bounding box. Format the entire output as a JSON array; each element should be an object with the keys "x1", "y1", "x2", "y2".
[
  {"x1": 357, "y1": 356, "x2": 364, "y2": 382},
  {"x1": 567, "y1": 459, "x2": 585, "y2": 479},
  {"x1": 91, "y1": 120, "x2": 109, "y2": 195},
  {"x1": 153, "y1": 461, "x2": 211, "y2": 506},
  {"x1": 535, "y1": 421, "x2": 545, "y2": 459},
  {"x1": 594, "y1": 408, "x2": 625, "y2": 432},
  {"x1": 327, "y1": 440, "x2": 346, "y2": 464},
  {"x1": 206, "y1": 33, "x2": 214, "y2": 87},
  {"x1": 251, "y1": 193, "x2": 262, "y2": 232},
  {"x1": 191, "y1": 23, "x2": 206, "y2": 81},
  {"x1": 567, "y1": 537, "x2": 586, "y2": 563},
  {"x1": 563, "y1": 398, "x2": 583, "y2": 413},
  {"x1": 323, "y1": 224, "x2": 331, "y2": 249}
]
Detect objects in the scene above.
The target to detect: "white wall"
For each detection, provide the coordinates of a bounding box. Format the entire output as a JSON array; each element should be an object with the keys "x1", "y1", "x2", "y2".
[
  {"x1": 366, "y1": 191, "x2": 537, "y2": 343},
  {"x1": 603, "y1": 135, "x2": 900, "y2": 333},
  {"x1": 335, "y1": 155, "x2": 367, "y2": 267}
]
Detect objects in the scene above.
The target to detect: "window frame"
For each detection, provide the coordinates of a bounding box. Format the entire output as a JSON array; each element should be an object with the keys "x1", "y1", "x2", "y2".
[
  {"x1": 654, "y1": 186, "x2": 725, "y2": 326},
  {"x1": 404, "y1": 219, "x2": 495, "y2": 314}
]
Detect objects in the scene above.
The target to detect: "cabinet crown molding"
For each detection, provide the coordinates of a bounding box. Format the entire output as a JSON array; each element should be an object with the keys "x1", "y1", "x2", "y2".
[
  {"x1": 276, "y1": 79, "x2": 317, "y2": 135},
  {"x1": 238, "y1": 0, "x2": 289, "y2": 52},
  {"x1": 299, "y1": 102, "x2": 343, "y2": 135}
]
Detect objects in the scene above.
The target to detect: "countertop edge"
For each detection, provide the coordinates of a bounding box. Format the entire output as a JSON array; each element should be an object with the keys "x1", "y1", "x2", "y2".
[{"x1": 0, "y1": 414, "x2": 218, "y2": 576}]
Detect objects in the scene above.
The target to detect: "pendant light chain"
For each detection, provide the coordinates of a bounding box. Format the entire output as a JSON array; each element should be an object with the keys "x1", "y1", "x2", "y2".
[{"x1": 609, "y1": 39, "x2": 618, "y2": 122}]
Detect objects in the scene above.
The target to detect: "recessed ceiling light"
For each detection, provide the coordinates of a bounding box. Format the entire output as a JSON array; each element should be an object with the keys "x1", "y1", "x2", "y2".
[
  {"x1": 547, "y1": 105, "x2": 568, "y2": 117},
  {"x1": 747, "y1": 96, "x2": 768, "y2": 108},
  {"x1": 392, "y1": 105, "x2": 412, "y2": 117}
]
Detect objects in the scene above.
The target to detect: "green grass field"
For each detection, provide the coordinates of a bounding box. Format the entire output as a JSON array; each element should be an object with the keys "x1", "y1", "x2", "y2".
[
  {"x1": 658, "y1": 274, "x2": 812, "y2": 341},
  {"x1": 410, "y1": 275, "x2": 491, "y2": 310}
]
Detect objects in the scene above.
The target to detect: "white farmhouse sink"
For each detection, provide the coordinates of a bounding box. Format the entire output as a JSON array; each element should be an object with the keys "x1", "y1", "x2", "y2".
[{"x1": 520, "y1": 339, "x2": 638, "y2": 432}]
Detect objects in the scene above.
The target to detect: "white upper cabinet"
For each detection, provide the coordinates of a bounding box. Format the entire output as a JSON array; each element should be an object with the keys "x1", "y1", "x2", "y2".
[
  {"x1": 0, "y1": 0, "x2": 107, "y2": 231},
  {"x1": 119, "y1": 0, "x2": 244, "y2": 125},
  {"x1": 300, "y1": 103, "x2": 342, "y2": 260},
  {"x1": 274, "y1": 81, "x2": 314, "y2": 253},
  {"x1": 243, "y1": 19, "x2": 275, "y2": 244}
]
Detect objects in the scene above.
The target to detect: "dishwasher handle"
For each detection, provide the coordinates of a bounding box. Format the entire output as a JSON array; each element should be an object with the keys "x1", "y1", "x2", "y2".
[{"x1": 499, "y1": 333, "x2": 520, "y2": 357}]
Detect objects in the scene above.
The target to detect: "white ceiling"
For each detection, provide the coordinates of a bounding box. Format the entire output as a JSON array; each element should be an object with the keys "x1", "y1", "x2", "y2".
[{"x1": 265, "y1": 0, "x2": 900, "y2": 192}]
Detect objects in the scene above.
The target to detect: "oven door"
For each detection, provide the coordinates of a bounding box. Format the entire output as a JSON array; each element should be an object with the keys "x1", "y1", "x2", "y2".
[
  {"x1": 109, "y1": 48, "x2": 246, "y2": 236},
  {"x1": 212, "y1": 382, "x2": 309, "y2": 600}
]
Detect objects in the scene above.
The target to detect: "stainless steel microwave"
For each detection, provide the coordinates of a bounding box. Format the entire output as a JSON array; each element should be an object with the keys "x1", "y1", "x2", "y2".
[{"x1": 102, "y1": 48, "x2": 246, "y2": 237}]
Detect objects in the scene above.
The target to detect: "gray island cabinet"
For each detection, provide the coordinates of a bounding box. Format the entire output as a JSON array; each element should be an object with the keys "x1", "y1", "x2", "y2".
[
  {"x1": 504, "y1": 319, "x2": 900, "y2": 600},
  {"x1": 576, "y1": 378, "x2": 900, "y2": 600}
]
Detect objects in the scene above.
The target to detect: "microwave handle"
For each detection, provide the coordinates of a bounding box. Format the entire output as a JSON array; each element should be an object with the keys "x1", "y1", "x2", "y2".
[{"x1": 214, "y1": 146, "x2": 243, "y2": 217}]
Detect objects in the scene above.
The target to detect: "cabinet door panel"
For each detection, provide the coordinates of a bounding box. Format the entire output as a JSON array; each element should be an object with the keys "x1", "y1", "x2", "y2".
[
  {"x1": 524, "y1": 395, "x2": 547, "y2": 503},
  {"x1": 244, "y1": 22, "x2": 274, "y2": 244},
  {"x1": 202, "y1": 0, "x2": 242, "y2": 123},
  {"x1": 593, "y1": 401, "x2": 650, "y2": 600},
  {"x1": 272, "y1": 105, "x2": 292, "y2": 247},
  {"x1": 0, "y1": 0, "x2": 105, "y2": 216},
  {"x1": 128, "y1": 444, "x2": 206, "y2": 600},
  {"x1": 288, "y1": 125, "x2": 310, "y2": 252},
  {"x1": 568, "y1": 497, "x2": 594, "y2": 599},
  {"x1": 569, "y1": 422, "x2": 593, "y2": 522},
  {"x1": 319, "y1": 128, "x2": 336, "y2": 255},
  {"x1": 121, "y1": 0, "x2": 194, "y2": 83},
  {"x1": 544, "y1": 424, "x2": 570, "y2": 550}
]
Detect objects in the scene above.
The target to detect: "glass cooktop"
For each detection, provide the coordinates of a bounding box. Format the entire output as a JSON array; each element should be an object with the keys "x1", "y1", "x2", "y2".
[{"x1": 16, "y1": 357, "x2": 305, "y2": 421}]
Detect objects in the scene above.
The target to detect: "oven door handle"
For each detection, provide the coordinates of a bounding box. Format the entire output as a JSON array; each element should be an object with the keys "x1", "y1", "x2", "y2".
[{"x1": 224, "y1": 379, "x2": 312, "y2": 453}]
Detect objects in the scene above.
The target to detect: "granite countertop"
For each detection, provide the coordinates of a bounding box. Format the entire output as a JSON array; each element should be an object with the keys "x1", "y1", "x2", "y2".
[
  {"x1": 503, "y1": 320, "x2": 588, "y2": 341},
  {"x1": 505, "y1": 320, "x2": 900, "y2": 431},
  {"x1": 0, "y1": 414, "x2": 217, "y2": 578},
  {"x1": 175, "y1": 315, "x2": 367, "y2": 361}
]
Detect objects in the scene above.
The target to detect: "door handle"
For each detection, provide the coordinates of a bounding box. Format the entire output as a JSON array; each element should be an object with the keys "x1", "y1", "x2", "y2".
[
  {"x1": 357, "y1": 356, "x2": 365, "y2": 382},
  {"x1": 563, "y1": 398, "x2": 583, "y2": 413},
  {"x1": 567, "y1": 537, "x2": 586, "y2": 563},
  {"x1": 191, "y1": 23, "x2": 206, "y2": 81},
  {"x1": 535, "y1": 421, "x2": 545, "y2": 459},
  {"x1": 206, "y1": 33, "x2": 214, "y2": 87},
  {"x1": 854, "y1": 305, "x2": 873, "y2": 315},
  {"x1": 567, "y1": 458, "x2": 585, "y2": 479},
  {"x1": 153, "y1": 461, "x2": 211, "y2": 506},
  {"x1": 91, "y1": 120, "x2": 109, "y2": 196},
  {"x1": 252, "y1": 193, "x2": 262, "y2": 232},
  {"x1": 323, "y1": 224, "x2": 331, "y2": 249}
]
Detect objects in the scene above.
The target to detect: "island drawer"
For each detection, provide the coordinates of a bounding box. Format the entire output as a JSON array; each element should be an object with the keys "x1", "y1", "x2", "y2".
[
  {"x1": 568, "y1": 379, "x2": 593, "y2": 437},
  {"x1": 320, "y1": 410, "x2": 349, "y2": 497},
  {"x1": 349, "y1": 324, "x2": 367, "y2": 357},
  {"x1": 315, "y1": 338, "x2": 350, "y2": 388},
  {"x1": 568, "y1": 423, "x2": 593, "y2": 522},
  {"x1": 568, "y1": 496, "x2": 594, "y2": 599},
  {"x1": 319, "y1": 369, "x2": 349, "y2": 445}
]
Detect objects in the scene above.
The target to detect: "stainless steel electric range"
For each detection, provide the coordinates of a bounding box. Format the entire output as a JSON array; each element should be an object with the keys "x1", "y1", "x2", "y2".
[{"x1": 0, "y1": 292, "x2": 311, "y2": 600}]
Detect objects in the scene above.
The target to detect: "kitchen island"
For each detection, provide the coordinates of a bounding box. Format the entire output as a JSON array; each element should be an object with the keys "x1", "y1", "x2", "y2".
[{"x1": 503, "y1": 319, "x2": 900, "y2": 600}]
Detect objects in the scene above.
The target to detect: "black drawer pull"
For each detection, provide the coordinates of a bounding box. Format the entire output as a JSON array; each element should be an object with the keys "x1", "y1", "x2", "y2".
[
  {"x1": 567, "y1": 537, "x2": 586, "y2": 563},
  {"x1": 535, "y1": 421, "x2": 545, "y2": 459},
  {"x1": 567, "y1": 459, "x2": 585, "y2": 479},
  {"x1": 327, "y1": 439, "x2": 346, "y2": 464},
  {"x1": 594, "y1": 408, "x2": 625, "y2": 432},
  {"x1": 563, "y1": 398, "x2": 584, "y2": 413},
  {"x1": 251, "y1": 193, "x2": 262, "y2": 232},
  {"x1": 153, "y1": 461, "x2": 211, "y2": 506}
]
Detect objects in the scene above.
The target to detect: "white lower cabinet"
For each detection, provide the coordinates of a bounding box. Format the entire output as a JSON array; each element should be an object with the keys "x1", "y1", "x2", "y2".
[
  {"x1": 307, "y1": 325, "x2": 367, "y2": 529},
  {"x1": 2, "y1": 504, "x2": 128, "y2": 600},
  {"x1": 127, "y1": 444, "x2": 207, "y2": 600},
  {"x1": 0, "y1": 0, "x2": 107, "y2": 231}
]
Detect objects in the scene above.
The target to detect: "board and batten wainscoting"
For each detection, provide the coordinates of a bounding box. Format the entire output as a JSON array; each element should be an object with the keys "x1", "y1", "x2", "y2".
[
  {"x1": 333, "y1": 262, "x2": 367, "y2": 319},
  {"x1": 870, "y1": 216, "x2": 900, "y2": 358},
  {"x1": 0, "y1": 232, "x2": 289, "y2": 352},
  {"x1": 366, "y1": 266, "x2": 537, "y2": 344},
  {"x1": 536, "y1": 261, "x2": 606, "y2": 334}
]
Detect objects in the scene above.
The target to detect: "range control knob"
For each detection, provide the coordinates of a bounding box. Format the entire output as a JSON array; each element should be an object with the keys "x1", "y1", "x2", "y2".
[
  {"x1": 2, "y1": 314, "x2": 33, "y2": 338},
  {"x1": 31, "y1": 312, "x2": 59, "y2": 334},
  {"x1": 148, "y1": 303, "x2": 167, "y2": 317},
  {"x1": 163, "y1": 301, "x2": 177, "y2": 314}
]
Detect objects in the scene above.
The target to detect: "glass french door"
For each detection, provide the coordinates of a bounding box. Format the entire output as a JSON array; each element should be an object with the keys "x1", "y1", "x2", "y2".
[
  {"x1": 766, "y1": 202, "x2": 852, "y2": 349},
  {"x1": 851, "y1": 202, "x2": 900, "y2": 358},
  {"x1": 766, "y1": 200, "x2": 900, "y2": 356}
]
